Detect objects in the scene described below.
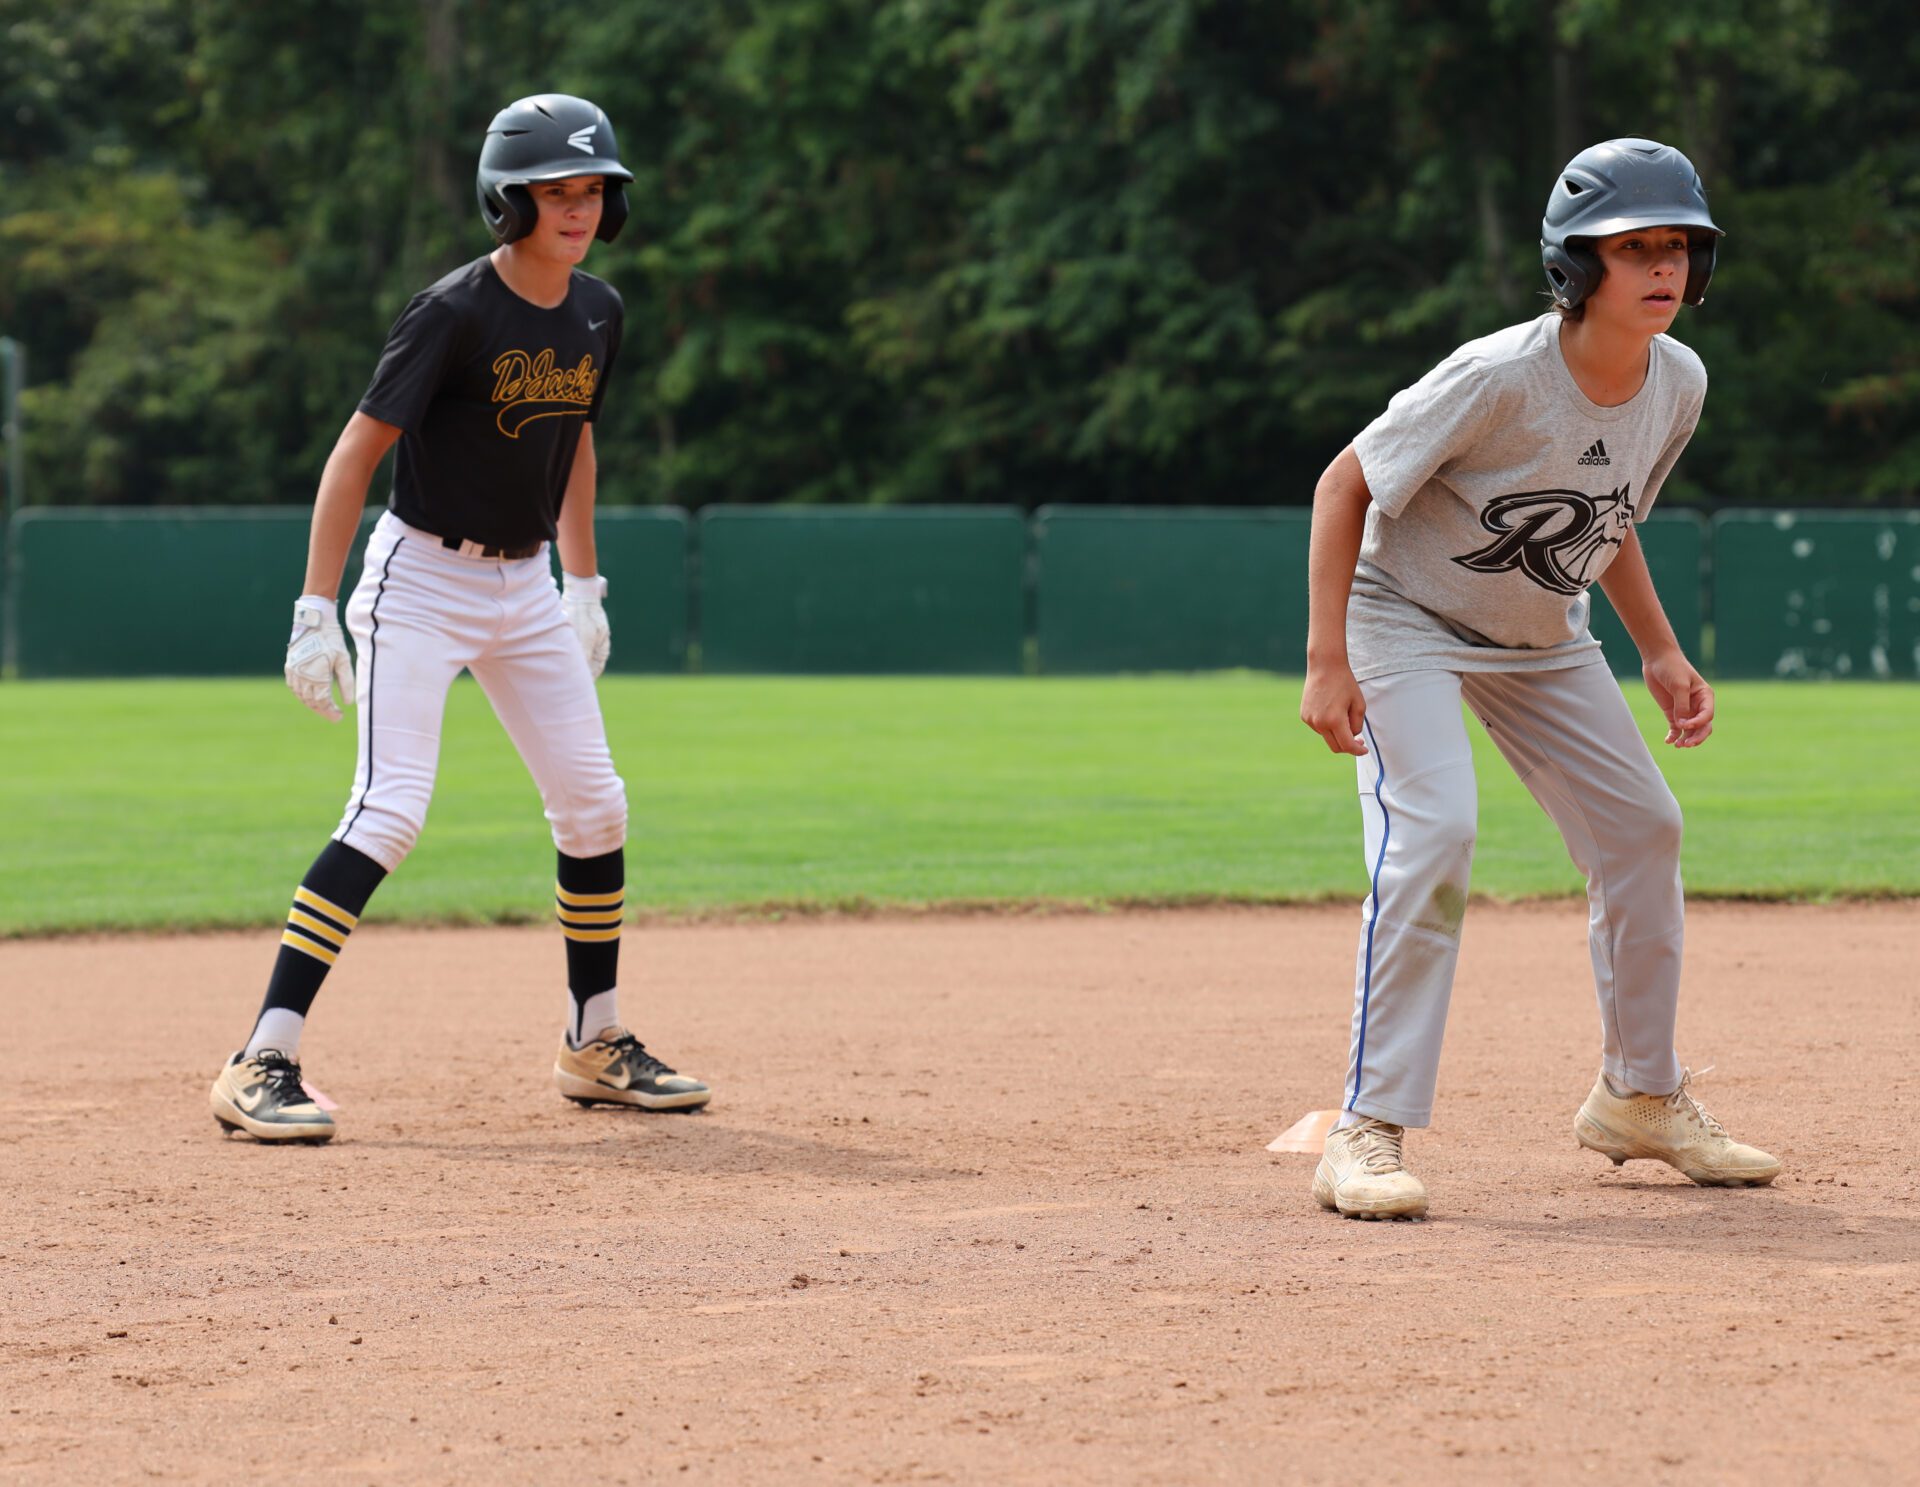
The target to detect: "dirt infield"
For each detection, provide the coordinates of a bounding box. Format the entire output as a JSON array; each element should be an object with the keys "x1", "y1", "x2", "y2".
[{"x1": 3, "y1": 903, "x2": 1916, "y2": 1485}]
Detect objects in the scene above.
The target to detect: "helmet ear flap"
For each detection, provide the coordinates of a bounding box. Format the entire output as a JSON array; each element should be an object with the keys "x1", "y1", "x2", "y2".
[
  {"x1": 596, "y1": 185, "x2": 629, "y2": 244},
  {"x1": 495, "y1": 184, "x2": 537, "y2": 245},
  {"x1": 477, "y1": 181, "x2": 539, "y2": 245},
  {"x1": 1683, "y1": 234, "x2": 1717, "y2": 306},
  {"x1": 1542, "y1": 240, "x2": 1603, "y2": 309}
]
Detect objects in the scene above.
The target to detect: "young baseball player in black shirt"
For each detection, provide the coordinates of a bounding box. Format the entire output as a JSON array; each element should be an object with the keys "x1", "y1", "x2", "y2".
[{"x1": 211, "y1": 94, "x2": 710, "y2": 1141}]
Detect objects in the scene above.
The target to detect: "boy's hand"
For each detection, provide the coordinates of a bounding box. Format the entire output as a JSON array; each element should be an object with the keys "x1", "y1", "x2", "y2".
[
  {"x1": 1301, "y1": 659, "x2": 1369, "y2": 756},
  {"x1": 1643, "y1": 650, "x2": 1714, "y2": 747},
  {"x1": 562, "y1": 572, "x2": 611, "y2": 679},
  {"x1": 285, "y1": 596, "x2": 354, "y2": 721}
]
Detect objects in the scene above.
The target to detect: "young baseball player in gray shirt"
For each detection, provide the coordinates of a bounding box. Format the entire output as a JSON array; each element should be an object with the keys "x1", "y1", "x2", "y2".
[{"x1": 1299, "y1": 138, "x2": 1781, "y2": 1220}]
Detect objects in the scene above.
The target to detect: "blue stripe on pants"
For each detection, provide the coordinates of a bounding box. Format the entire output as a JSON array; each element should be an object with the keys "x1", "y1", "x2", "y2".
[{"x1": 1348, "y1": 718, "x2": 1390, "y2": 1112}]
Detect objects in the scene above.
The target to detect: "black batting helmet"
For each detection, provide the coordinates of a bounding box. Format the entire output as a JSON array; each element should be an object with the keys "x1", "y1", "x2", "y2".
[
  {"x1": 1540, "y1": 138, "x2": 1723, "y2": 310},
  {"x1": 476, "y1": 94, "x2": 634, "y2": 245}
]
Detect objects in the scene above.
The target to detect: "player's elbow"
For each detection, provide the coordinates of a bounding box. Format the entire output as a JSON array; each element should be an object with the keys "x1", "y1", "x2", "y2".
[
  {"x1": 333, "y1": 412, "x2": 403, "y2": 475},
  {"x1": 1315, "y1": 445, "x2": 1374, "y2": 514}
]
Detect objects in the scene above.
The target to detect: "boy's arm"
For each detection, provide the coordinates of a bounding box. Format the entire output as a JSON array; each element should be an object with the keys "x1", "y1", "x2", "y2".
[
  {"x1": 1596, "y1": 527, "x2": 1714, "y2": 747},
  {"x1": 302, "y1": 412, "x2": 402, "y2": 599},
  {"x1": 555, "y1": 424, "x2": 598, "y2": 579},
  {"x1": 1300, "y1": 444, "x2": 1373, "y2": 757},
  {"x1": 555, "y1": 425, "x2": 610, "y2": 678},
  {"x1": 283, "y1": 413, "x2": 401, "y2": 721}
]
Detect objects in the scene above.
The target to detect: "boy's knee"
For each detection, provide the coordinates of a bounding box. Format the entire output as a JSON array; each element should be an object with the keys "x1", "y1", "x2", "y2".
[
  {"x1": 1634, "y1": 786, "x2": 1685, "y2": 860},
  {"x1": 1422, "y1": 787, "x2": 1479, "y2": 855},
  {"x1": 550, "y1": 775, "x2": 627, "y2": 860},
  {"x1": 1376, "y1": 798, "x2": 1477, "y2": 915},
  {"x1": 1440, "y1": 806, "x2": 1478, "y2": 854},
  {"x1": 339, "y1": 807, "x2": 423, "y2": 872}
]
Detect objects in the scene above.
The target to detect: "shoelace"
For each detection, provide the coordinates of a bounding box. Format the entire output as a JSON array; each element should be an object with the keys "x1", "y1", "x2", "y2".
[
  {"x1": 251, "y1": 1050, "x2": 308, "y2": 1102},
  {"x1": 1349, "y1": 1119, "x2": 1408, "y2": 1174},
  {"x1": 597, "y1": 1032, "x2": 677, "y2": 1079},
  {"x1": 1664, "y1": 1066, "x2": 1728, "y2": 1136}
]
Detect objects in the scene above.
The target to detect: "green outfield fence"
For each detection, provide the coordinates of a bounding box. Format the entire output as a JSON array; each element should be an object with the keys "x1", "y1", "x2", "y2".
[
  {"x1": 2, "y1": 504, "x2": 1915, "y2": 679},
  {"x1": 1034, "y1": 506, "x2": 1313, "y2": 673},
  {"x1": 1590, "y1": 511, "x2": 1706, "y2": 676},
  {"x1": 3, "y1": 506, "x2": 688, "y2": 678},
  {"x1": 1710, "y1": 510, "x2": 1920, "y2": 680},
  {"x1": 696, "y1": 505, "x2": 1029, "y2": 674}
]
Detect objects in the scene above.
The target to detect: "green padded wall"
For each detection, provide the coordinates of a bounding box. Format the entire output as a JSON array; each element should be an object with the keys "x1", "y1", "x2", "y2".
[
  {"x1": 697, "y1": 506, "x2": 1028, "y2": 673},
  {"x1": 10, "y1": 506, "x2": 689, "y2": 677},
  {"x1": 590, "y1": 507, "x2": 691, "y2": 673},
  {"x1": 1711, "y1": 510, "x2": 1920, "y2": 679},
  {"x1": 1587, "y1": 512, "x2": 1707, "y2": 676},
  {"x1": 1033, "y1": 506, "x2": 1311, "y2": 673},
  {"x1": 16, "y1": 502, "x2": 1914, "y2": 681},
  {"x1": 10, "y1": 508, "x2": 376, "y2": 677}
]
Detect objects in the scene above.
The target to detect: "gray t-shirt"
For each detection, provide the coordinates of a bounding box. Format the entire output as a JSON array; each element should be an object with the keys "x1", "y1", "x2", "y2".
[{"x1": 1348, "y1": 312, "x2": 1706, "y2": 680}]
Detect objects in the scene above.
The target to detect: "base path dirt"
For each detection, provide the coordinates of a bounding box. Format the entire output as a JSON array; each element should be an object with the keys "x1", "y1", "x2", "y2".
[{"x1": 3, "y1": 903, "x2": 1916, "y2": 1485}]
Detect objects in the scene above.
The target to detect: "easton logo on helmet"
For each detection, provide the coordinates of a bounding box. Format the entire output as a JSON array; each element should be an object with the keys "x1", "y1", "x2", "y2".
[
  {"x1": 1452, "y1": 486, "x2": 1637, "y2": 596},
  {"x1": 566, "y1": 126, "x2": 595, "y2": 154}
]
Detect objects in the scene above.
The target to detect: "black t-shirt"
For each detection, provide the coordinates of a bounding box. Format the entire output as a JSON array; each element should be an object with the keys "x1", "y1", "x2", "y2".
[{"x1": 358, "y1": 256, "x2": 623, "y2": 548}]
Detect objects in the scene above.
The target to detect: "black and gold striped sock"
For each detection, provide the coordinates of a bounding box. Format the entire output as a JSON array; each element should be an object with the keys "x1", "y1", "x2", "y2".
[
  {"x1": 246, "y1": 841, "x2": 388, "y2": 1054},
  {"x1": 557, "y1": 848, "x2": 623, "y2": 1041}
]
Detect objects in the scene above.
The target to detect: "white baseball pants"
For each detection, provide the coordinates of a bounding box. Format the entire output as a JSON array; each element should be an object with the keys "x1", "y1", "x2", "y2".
[
  {"x1": 1342, "y1": 661, "x2": 1686, "y2": 1127},
  {"x1": 333, "y1": 513, "x2": 627, "y2": 870}
]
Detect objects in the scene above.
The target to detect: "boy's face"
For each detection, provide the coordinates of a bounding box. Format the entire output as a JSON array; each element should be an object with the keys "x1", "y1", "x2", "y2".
[
  {"x1": 1585, "y1": 225, "x2": 1694, "y2": 330},
  {"x1": 524, "y1": 175, "x2": 606, "y2": 264}
]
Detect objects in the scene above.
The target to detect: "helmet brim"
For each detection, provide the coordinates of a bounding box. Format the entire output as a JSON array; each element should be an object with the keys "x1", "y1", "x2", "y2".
[
  {"x1": 499, "y1": 159, "x2": 636, "y2": 186},
  {"x1": 1564, "y1": 210, "x2": 1723, "y2": 240}
]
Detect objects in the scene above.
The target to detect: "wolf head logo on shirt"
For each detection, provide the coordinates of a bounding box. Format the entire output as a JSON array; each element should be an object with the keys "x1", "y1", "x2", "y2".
[
  {"x1": 491, "y1": 348, "x2": 599, "y2": 438},
  {"x1": 1452, "y1": 486, "x2": 1635, "y2": 596}
]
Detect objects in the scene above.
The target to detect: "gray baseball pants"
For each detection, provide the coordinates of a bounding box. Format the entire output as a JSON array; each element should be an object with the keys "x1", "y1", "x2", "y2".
[{"x1": 1342, "y1": 660, "x2": 1686, "y2": 1127}]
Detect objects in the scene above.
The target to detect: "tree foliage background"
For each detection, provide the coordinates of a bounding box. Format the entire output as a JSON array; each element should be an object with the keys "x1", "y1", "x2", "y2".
[{"x1": 2, "y1": 0, "x2": 1915, "y2": 510}]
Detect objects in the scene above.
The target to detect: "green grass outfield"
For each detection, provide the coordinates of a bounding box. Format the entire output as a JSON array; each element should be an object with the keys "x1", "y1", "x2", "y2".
[{"x1": 1, "y1": 676, "x2": 1913, "y2": 935}]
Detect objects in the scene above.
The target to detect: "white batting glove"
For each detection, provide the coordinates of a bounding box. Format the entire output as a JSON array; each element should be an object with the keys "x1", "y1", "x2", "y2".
[
  {"x1": 562, "y1": 572, "x2": 611, "y2": 679},
  {"x1": 285, "y1": 595, "x2": 354, "y2": 721}
]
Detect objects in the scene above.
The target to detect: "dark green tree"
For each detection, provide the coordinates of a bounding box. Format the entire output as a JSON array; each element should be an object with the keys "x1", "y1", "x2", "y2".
[{"x1": 1, "y1": 0, "x2": 1913, "y2": 510}]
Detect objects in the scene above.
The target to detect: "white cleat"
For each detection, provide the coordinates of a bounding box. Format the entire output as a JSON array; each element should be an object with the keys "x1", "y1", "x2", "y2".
[
  {"x1": 1312, "y1": 1118, "x2": 1429, "y2": 1221},
  {"x1": 1574, "y1": 1068, "x2": 1780, "y2": 1187}
]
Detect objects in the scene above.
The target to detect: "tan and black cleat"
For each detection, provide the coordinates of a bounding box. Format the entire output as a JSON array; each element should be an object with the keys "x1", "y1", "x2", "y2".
[
  {"x1": 209, "y1": 1050, "x2": 336, "y2": 1143},
  {"x1": 554, "y1": 1028, "x2": 711, "y2": 1111},
  {"x1": 1575, "y1": 1068, "x2": 1780, "y2": 1187}
]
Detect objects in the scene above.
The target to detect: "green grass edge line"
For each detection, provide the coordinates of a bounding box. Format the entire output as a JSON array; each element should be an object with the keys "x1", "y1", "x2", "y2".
[{"x1": 7, "y1": 885, "x2": 1916, "y2": 941}]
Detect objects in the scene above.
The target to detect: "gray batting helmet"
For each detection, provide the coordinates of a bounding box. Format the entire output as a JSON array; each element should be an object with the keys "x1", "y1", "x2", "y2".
[
  {"x1": 476, "y1": 94, "x2": 634, "y2": 245},
  {"x1": 1540, "y1": 138, "x2": 1722, "y2": 310}
]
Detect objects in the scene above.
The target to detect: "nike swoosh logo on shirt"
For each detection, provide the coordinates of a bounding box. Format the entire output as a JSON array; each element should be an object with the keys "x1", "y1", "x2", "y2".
[{"x1": 588, "y1": 318, "x2": 609, "y2": 331}]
